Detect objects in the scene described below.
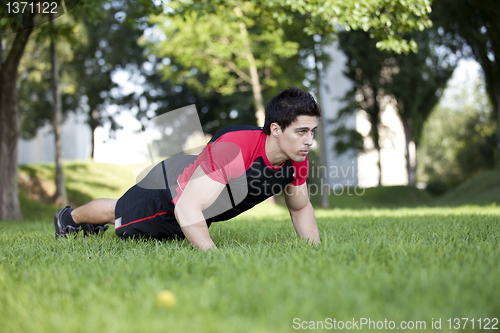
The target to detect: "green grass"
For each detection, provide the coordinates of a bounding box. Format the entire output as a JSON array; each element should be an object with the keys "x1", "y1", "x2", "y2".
[
  {"x1": 326, "y1": 185, "x2": 433, "y2": 208},
  {"x1": 19, "y1": 161, "x2": 135, "y2": 205},
  {"x1": 432, "y1": 169, "x2": 500, "y2": 206},
  {"x1": 2, "y1": 162, "x2": 499, "y2": 332}
]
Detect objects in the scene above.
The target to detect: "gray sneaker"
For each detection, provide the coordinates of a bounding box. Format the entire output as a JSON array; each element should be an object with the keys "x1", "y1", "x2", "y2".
[{"x1": 54, "y1": 206, "x2": 82, "y2": 239}]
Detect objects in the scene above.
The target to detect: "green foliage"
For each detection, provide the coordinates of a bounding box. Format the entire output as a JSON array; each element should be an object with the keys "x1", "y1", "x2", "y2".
[
  {"x1": 17, "y1": 1, "x2": 159, "y2": 140},
  {"x1": 137, "y1": 3, "x2": 335, "y2": 132},
  {"x1": 64, "y1": 1, "x2": 153, "y2": 136},
  {"x1": 142, "y1": 1, "x2": 300, "y2": 96},
  {"x1": 139, "y1": 0, "x2": 432, "y2": 128},
  {"x1": 425, "y1": 179, "x2": 450, "y2": 196},
  {"x1": 432, "y1": 0, "x2": 500, "y2": 167},
  {"x1": 0, "y1": 0, "x2": 109, "y2": 36},
  {"x1": 454, "y1": 114, "x2": 497, "y2": 178},
  {"x1": 330, "y1": 125, "x2": 365, "y2": 155},
  {"x1": 244, "y1": 0, "x2": 432, "y2": 53},
  {"x1": 386, "y1": 26, "x2": 459, "y2": 146},
  {"x1": 156, "y1": 0, "x2": 432, "y2": 53},
  {"x1": 433, "y1": 0, "x2": 500, "y2": 115},
  {"x1": 418, "y1": 74, "x2": 496, "y2": 186},
  {"x1": 335, "y1": 9, "x2": 459, "y2": 156},
  {"x1": 18, "y1": 13, "x2": 83, "y2": 139}
]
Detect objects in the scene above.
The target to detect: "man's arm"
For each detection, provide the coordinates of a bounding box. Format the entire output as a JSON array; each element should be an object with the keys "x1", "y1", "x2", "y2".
[
  {"x1": 174, "y1": 166, "x2": 227, "y2": 250},
  {"x1": 284, "y1": 182, "x2": 321, "y2": 245}
]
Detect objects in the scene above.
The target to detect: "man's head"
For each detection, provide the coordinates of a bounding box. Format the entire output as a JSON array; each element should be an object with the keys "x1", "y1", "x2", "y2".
[
  {"x1": 263, "y1": 87, "x2": 321, "y2": 135},
  {"x1": 263, "y1": 87, "x2": 321, "y2": 163}
]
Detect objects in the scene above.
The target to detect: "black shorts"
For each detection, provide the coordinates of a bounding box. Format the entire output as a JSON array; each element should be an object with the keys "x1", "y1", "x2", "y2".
[{"x1": 114, "y1": 185, "x2": 184, "y2": 240}]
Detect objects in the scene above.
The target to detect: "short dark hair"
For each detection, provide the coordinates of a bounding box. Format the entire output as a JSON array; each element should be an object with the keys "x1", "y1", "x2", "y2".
[{"x1": 263, "y1": 87, "x2": 321, "y2": 135}]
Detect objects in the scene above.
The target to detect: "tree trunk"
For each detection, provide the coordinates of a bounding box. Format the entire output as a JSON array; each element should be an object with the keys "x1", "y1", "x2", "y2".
[
  {"x1": 372, "y1": 120, "x2": 382, "y2": 186},
  {"x1": 314, "y1": 56, "x2": 329, "y2": 208},
  {"x1": 233, "y1": 7, "x2": 271, "y2": 203},
  {"x1": 89, "y1": 109, "x2": 100, "y2": 160},
  {"x1": 497, "y1": 86, "x2": 500, "y2": 169},
  {"x1": 91, "y1": 127, "x2": 96, "y2": 160},
  {"x1": 376, "y1": 144, "x2": 382, "y2": 186},
  {"x1": 402, "y1": 118, "x2": 416, "y2": 185},
  {"x1": 234, "y1": 7, "x2": 265, "y2": 126},
  {"x1": 50, "y1": 16, "x2": 68, "y2": 206},
  {"x1": 0, "y1": 18, "x2": 34, "y2": 220},
  {"x1": 0, "y1": 69, "x2": 23, "y2": 221},
  {"x1": 316, "y1": 117, "x2": 330, "y2": 208},
  {"x1": 414, "y1": 140, "x2": 418, "y2": 184},
  {"x1": 248, "y1": 55, "x2": 265, "y2": 127}
]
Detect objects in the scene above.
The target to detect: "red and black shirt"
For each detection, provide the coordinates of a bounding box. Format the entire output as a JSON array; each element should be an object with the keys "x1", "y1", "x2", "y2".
[{"x1": 159, "y1": 125, "x2": 308, "y2": 223}]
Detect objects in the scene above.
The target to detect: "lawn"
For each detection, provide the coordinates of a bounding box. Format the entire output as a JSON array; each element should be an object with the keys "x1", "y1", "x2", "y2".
[{"x1": 1, "y1": 162, "x2": 499, "y2": 332}]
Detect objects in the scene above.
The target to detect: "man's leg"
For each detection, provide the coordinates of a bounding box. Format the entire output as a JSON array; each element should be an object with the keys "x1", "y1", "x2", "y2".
[
  {"x1": 71, "y1": 198, "x2": 117, "y2": 225},
  {"x1": 54, "y1": 198, "x2": 117, "y2": 238}
]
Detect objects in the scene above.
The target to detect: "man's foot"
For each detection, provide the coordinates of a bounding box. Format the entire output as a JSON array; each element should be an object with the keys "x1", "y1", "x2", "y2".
[
  {"x1": 54, "y1": 206, "x2": 81, "y2": 239},
  {"x1": 54, "y1": 206, "x2": 109, "y2": 238}
]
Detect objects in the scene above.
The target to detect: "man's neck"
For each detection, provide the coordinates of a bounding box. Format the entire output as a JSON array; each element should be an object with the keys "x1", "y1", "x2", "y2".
[{"x1": 265, "y1": 135, "x2": 288, "y2": 167}]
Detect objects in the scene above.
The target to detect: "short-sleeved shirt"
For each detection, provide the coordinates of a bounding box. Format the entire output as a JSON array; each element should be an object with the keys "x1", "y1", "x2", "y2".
[
  {"x1": 166, "y1": 125, "x2": 308, "y2": 222},
  {"x1": 115, "y1": 125, "x2": 309, "y2": 239}
]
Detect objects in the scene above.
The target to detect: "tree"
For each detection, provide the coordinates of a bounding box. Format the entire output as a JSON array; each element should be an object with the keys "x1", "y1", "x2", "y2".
[
  {"x1": 0, "y1": 0, "x2": 158, "y2": 220},
  {"x1": 142, "y1": 0, "x2": 433, "y2": 126},
  {"x1": 337, "y1": 31, "x2": 390, "y2": 186},
  {"x1": 49, "y1": 13, "x2": 68, "y2": 205},
  {"x1": 19, "y1": 1, "x2": 258, "y2": 158},
  {"x1": 385, "y1": 25, "x2": 459, "y2": 185},
  {"x1": 418, "y1": 74, "x2": 496, "y2": 186},
  {"x1": 336, "y1": 12, "x2": 459, "y2": 186},
  {"x1": 140, "y1": 0, "x2": 432, "y2": 200},
  {"x1": 66, "y1": 2, "x2": 150, "y2": 158},
  {"x1": 142, "y1": 2, "x2": 299, "y2": 126},
  {"x1": 1, "y1": 10, "x2": 37, "y2": 220},
  {"x1": 433, "y1": 0, "x2": 500, "y2": 168},
  {"x1": 16, "y1": 7, "x2": 105, "y2": 207}
]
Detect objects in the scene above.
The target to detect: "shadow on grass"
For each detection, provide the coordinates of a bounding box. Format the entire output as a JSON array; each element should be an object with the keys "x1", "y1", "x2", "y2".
[{"x1": 19, "y1": 164, "x2": 56, "y2": 181}]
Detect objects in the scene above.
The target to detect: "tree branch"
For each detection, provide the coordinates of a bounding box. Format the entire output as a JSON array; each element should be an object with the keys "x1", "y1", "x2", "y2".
[
  {"x1": 226, "y1": 60, "x2": 251, "y2": 83},
  {"x1": 0, "y1": 23, "x2": 4, "y2": 66}
]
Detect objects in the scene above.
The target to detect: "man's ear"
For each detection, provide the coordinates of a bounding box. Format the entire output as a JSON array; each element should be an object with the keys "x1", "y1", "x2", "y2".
[{"x1": 270, "y1": 123, "x2": 281, "y2": 137}]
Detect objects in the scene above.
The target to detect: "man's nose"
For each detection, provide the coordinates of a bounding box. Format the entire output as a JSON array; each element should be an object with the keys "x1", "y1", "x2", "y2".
[{"x1": 305, "y1": 132, "x2": 314, "y2": 145}]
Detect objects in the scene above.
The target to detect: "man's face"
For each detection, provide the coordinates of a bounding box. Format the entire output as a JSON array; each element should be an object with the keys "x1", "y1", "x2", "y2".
[{"x1": 275, "y1": 115, "x2": 318, "y2": 162}]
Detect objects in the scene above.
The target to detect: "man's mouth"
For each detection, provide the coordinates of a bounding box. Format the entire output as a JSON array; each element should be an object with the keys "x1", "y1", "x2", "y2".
[{"x1": 299, "y1": 149, "x2": 310, "y2": 155}]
